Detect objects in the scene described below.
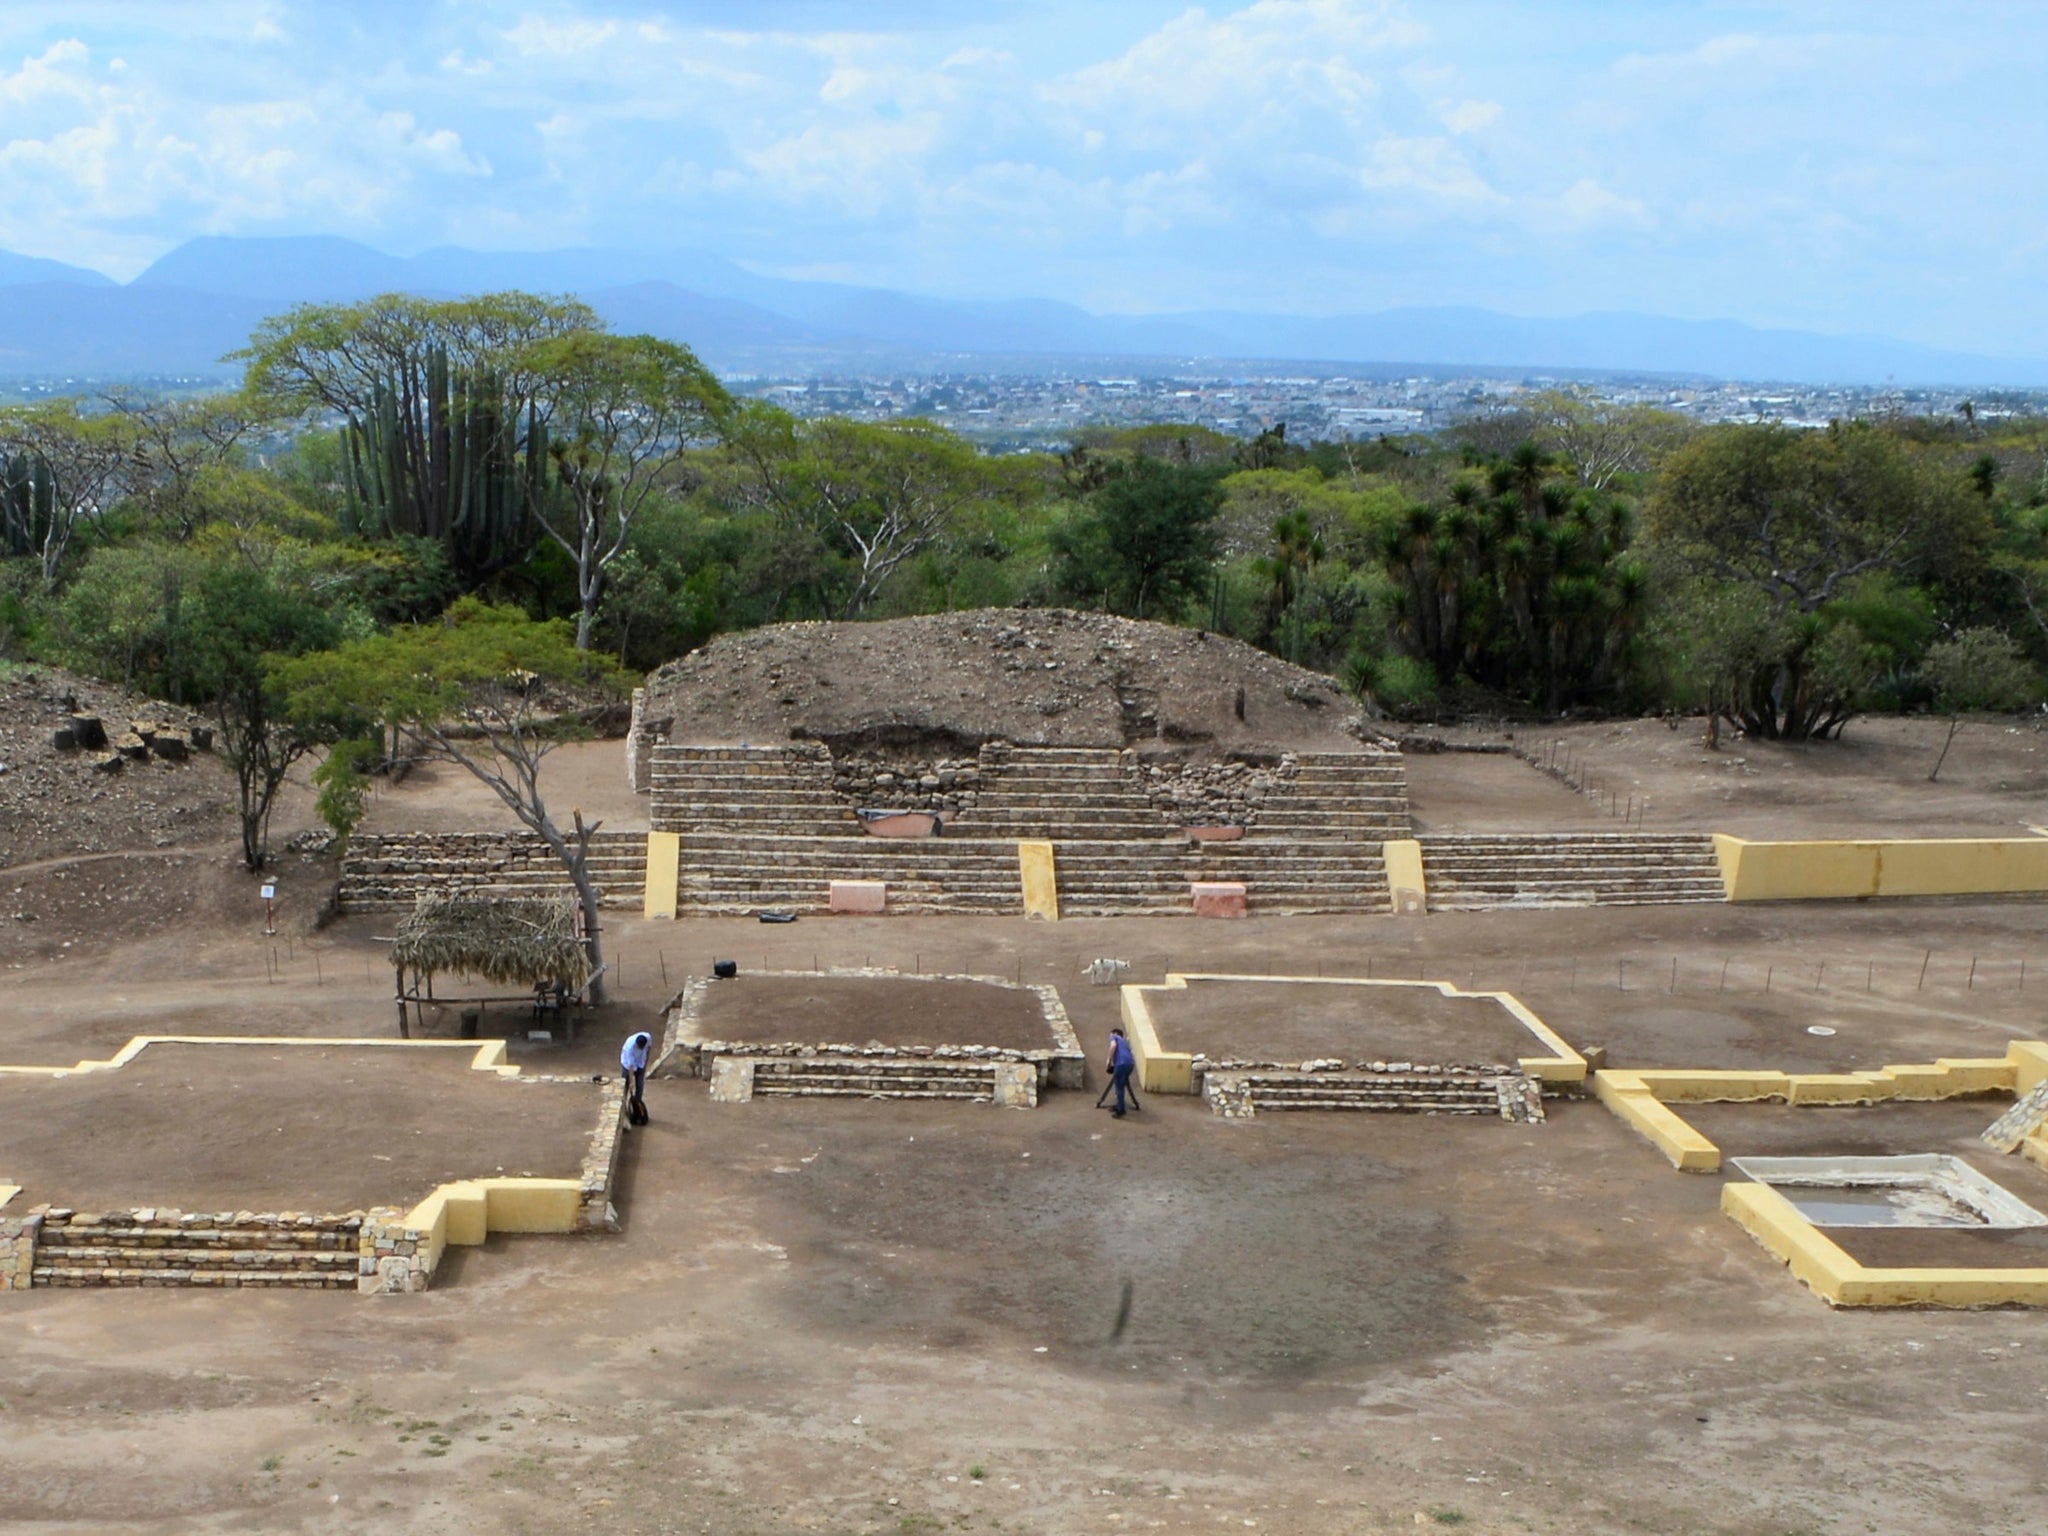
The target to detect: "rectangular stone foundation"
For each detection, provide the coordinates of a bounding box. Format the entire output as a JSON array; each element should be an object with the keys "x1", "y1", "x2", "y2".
[{"x1": 1190, "y1": 881, "x2": 1247, "y2": 917}]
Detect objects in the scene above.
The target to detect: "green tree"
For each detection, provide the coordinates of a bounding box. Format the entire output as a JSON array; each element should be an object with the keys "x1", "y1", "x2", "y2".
[
  {"x1": 102, "y1": 389, "x2": 262, "y2": 539},
  {"x1": 180, "y1": 558, "x2": 343, "y2": 870},
  {"x1": 1921, "y1": 627, "x2": 2039, "y2": 712},
  {"x1": 1051, "y1": 455, "x2": 1222, "y2": 619},
  {"x1": 237, "y1": 292, "x2": 601, "y2": 585},
  {"x1": 0, "y1": 400, "x2": 136, "y2": 585},
  {"x1": 518, "y1": 332, "x2": 730, "y2": 648},
  {"x1": 272, "y1": 600, "x2": 631, "y2": 999},
  {"x1": 727, "y1": 409, "x2": 1002, "y2": 619},
  {"x1": 1648, "y1": 421, "x2": 1988, "y2": 738}
]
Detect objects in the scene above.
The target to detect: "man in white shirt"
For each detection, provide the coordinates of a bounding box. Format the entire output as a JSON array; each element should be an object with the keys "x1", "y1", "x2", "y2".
[{"x1": 621, "y1": 1031, "x2": 652, "y2": 1125}]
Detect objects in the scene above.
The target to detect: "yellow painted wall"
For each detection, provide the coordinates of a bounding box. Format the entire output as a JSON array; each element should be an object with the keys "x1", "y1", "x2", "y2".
[
  {"x1": 644, "y1": 831, "x2": 680, "y2": 920},
  {"x1": 1119, "y1": 985, "x2": 1192, "y2": 1094},
  {"x1": 1018, "y1": 840, "x2": 1059, "y2": 921},
  {"x1": 1724, "y1": 1182, "x2": 2048, "y2": 1308},
  {"x1": 1716, "y1": 834, "x2": 2048, "y2": 902},
  {"x1": 1382, "y1": 838, "x2": 1426, "y2": 915},
  {"x1": 401, "y1": 1176, "x2": 586, "y2": 1281},
  {"x1": 1593, "y1": 1073, "x2": 1722, "y2": 1171}
]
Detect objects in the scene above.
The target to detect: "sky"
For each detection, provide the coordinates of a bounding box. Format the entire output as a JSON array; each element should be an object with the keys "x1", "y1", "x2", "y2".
[{"x1": 0, "y1": 1, "x2": 2043, "y2": 355}]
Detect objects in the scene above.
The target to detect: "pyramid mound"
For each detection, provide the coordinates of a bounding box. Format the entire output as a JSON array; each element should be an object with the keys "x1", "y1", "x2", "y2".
[{"x1": 640, "y1": 607, "x2": 1373, "y2": 758}]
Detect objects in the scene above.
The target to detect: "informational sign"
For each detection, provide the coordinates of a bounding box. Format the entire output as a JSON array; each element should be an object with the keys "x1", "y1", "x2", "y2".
[{"x1": 260, "y1": 883, "x2": 277, "y2": 900}]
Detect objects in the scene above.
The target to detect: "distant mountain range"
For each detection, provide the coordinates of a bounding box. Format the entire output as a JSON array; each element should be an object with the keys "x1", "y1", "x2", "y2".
[{"x1": 2, "y1": 234, "x2": 2044, "y2": 389}]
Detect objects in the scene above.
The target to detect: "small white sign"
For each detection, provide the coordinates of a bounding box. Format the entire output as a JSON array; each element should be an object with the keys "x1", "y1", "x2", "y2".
[{"x1": 260, "y1": 883, "x2": 277, "y2": 900}]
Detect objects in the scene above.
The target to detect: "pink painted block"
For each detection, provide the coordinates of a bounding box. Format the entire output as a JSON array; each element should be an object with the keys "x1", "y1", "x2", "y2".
[
  {"x1": 828, "y1": 880, "x2": 887, "y2": 913},
  {"x1": 1190, "y1": 881, "x2": 1248, "y2": 918}
]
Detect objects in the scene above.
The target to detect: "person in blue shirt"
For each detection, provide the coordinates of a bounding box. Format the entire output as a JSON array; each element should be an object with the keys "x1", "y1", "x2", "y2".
[
  {"x1": 621, "y1": 1030, "x2": 652, "y2": 1125},
  {"x1": 1105, "y1": 1026, "x2": 1136, "y2": 1118}
]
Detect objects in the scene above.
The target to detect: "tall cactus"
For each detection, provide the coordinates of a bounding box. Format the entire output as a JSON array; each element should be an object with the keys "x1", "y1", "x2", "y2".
[
  {"x1": 0, "y1": 450, "x2": 55, "y2": 559},
  {"x1": 341, "y1": 344, "x2": 541, "y2": 585}
]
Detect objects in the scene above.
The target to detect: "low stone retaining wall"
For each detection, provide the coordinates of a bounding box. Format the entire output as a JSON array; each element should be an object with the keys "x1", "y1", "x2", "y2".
[
  {"x1": 660, "y1": 969, "x2": 1086, "y2": 1092},
  {"x1": 339, "y1": 830, "x2": 645, "y2": 912},
  {"x1": 24, "y1": 1209, "x2": 365, "y2": 1289}
]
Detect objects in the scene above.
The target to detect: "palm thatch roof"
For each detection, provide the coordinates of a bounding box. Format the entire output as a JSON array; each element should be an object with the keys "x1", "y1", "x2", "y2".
[{"x1": 389, "y1": 895, "x2": 593, "y2": 990}]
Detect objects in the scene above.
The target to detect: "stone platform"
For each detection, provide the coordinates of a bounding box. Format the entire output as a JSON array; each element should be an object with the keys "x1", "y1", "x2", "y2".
[{"x1": 661, "y1": 969, "x2": 1084, "y2": 1106}]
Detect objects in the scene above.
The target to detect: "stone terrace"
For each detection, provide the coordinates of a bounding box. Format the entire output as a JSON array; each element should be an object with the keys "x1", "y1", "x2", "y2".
[
  {"x1": 1417, "y1": 832, "x2": 1726, "y2": 909},
  {"x1": 649, "y1": 743, "x2": 1410, "y2": 916}
]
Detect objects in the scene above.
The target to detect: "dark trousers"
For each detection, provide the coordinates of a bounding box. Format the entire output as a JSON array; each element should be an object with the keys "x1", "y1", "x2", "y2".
[
  {"x1": 624, "y1": 1064, "x2": 646, "y2": 1109},
  {"x1": 1112, "y1": 1064, "x2": 1132, "y2": 1114}
]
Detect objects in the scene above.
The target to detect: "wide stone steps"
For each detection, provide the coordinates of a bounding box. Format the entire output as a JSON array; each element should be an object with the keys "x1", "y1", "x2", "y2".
[
  {"x1": 1417, "y1": 834, "x2": 1724, "y2": 909},
  {"x1": 1203, "y1": 1069, "x2": 1539, "y2": 1120},
  {"x1": 340, "y1": 830, "x2": 648, "y2": 913},
  {"x1": 751, "y1": 1067, "x2": 1000, "y2": 1100},
  {"x1": 32, "y1": 1267, "x2": 357, "y2": 1289}
]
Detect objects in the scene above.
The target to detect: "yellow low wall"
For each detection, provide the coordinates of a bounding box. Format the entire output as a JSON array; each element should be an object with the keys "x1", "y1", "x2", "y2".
[
  {"x1": 644, "y1": 831, "x2": 680, "y2": 920},
  {"x1": 403, "y1": 1177, "x2": 587, "y2": 1281},
  {"x1": 1715, "y1": 834, "x2": 2048, "y2": 902},
  {"x1": 1121, "y1": 984, "x2": 1191, "y2": 1093},
  {"x1": 1018, "y1": 840, "x2": 1059, "y2": 921},
  {"x1": 1382, "y1": 838, "x2": 1426, "y2": 915},
  {"x1": 0, "y1": 1036, "x2": 521, "y2": 1080},
  {"x1": 1119, "y1": 973, "x2": 1586, "y2": 1093},
  {"x1": 1592, "y1": 1072, "x2": 1723, "y2": 1171},
  {"x1": 1723, "y1": 1182, "x2": 2048, "y2": 1308},
  {"x1": 1599, "y1": 1045, "x2": 2038, "y2": 1171}
]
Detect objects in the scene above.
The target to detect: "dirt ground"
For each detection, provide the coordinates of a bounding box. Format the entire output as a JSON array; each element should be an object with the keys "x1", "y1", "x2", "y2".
[
  {"x1": 1147, "y1": 977, "x2": 1539, "y2": 1067},
  {"x1": 689, "y1": 974, "x2": 1056, "y2": 1052},
  {"x1": 0, "y1": 1043, "x2": 598, "y2": 1213},
  {"x1": 6, "y1": 727, "x2": 2048, "y2": 1533},
  {"x1": 1419, "y1": 712, "x2": 2048, "y2": 839}
]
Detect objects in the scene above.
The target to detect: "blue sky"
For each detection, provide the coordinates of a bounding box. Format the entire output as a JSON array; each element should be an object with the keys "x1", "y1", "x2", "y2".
[{"x1": 0, "y1": 1, "x2": 2041, "y2": 354}]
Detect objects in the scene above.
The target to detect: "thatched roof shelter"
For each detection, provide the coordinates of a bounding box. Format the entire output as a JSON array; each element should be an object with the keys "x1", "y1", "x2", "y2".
[{"x1": 390, "y1": 895, "x2": 593, "y2": 991}]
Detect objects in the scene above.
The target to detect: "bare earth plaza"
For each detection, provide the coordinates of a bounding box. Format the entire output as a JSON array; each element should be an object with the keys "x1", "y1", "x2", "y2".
[{"x1": 5, "y1": 620, "x2": 2048, "y2": 1535}]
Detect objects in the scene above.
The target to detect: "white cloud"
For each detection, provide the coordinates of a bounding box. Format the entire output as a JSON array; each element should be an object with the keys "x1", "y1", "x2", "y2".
[
  {"x1": 1439, "y1": 98, "x2": 1498, "y2": 135},
  {"x1": 1556, "y1": 176, "x2": 1651, "y2": 230}
]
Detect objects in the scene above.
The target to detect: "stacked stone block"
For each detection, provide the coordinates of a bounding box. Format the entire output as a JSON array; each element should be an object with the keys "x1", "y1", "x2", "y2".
[
  {"x1": 26, "y1": 1209, "x2": 364, "y2": 1289},
  {"x1": 648, "y1": 742, "x2": 1409, "y2": 916},
  {"x1": 338, "y1": 829, "x2": 647, "y2": 913}
]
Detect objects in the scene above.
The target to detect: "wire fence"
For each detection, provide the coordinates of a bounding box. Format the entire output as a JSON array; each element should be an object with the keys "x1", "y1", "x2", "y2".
[{"x1": 250, "y1": 932, "x2": 2048, "y2": 1014}]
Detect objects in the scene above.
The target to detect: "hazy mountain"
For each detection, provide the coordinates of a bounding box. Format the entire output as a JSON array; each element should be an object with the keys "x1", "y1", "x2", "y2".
[
  {"x1": 5, "y1": 234, "x2": 2047, "y2": 388},
  {"x1": 0, "y1": 251, "x2": 113, "y2": 288}
]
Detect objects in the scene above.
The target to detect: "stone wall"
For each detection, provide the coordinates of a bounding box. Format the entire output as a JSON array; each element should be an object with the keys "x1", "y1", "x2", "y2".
[
  {"x1": 23, "y1": 1208, "x2": 363, "y2": 1289},
  {"x1": 339, "y1": 829, "x2": 645, "y2": 912},
  {"x1": 1138, "y1": 756, "x2": 1295, "y2": 826},
  {"x1": 577, "y1": 1078, "x2": 627, "y2": 1231},
  {"x1": 828, "y1": 754, "x2": 984, "y2": 813},
  {"x1": 626, "y1": 687, "x2": 672, "y2": 795},
  {"x1": 1, "y1": 1207, "x2": 41, "y2": 1291}
]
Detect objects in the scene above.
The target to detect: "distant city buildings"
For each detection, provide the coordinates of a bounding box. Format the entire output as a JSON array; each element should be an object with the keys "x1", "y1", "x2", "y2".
[
  {"x1": 6, "y1": 367, "x2": 2042, "y2": 446},
  {"x1": 727, "y1": 368, "x2": 2046, "y2": 449}
]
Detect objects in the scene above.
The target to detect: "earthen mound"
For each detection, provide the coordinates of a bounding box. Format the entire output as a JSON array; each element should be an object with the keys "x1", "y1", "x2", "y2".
[
  {"x1": 640, "y1": 608, "x2": 1375, "y2": 759},
  {"x1": 0, "y1": 664, "x2": 233, "y2": 867}
]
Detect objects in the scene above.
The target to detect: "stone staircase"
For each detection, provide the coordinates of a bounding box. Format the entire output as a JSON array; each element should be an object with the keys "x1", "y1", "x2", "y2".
[
  {"x1": 1418, "y1": 833, "x2": 1725, "y2": 910},
  {"x1": 707, "y1": 1054, "x2": 1035, "y2": 1106},
  {"x1": 1202, "y1": 1069, "x2": 1542, "y2": 1121},
  {"x1": 28, "y1": 1211, "x2": 363, "y2": 1290},
  {"x1": 1243, "y1": 751, "x2": 1412, "y2": 839},
  {"x1": 340, "y1": 830, "x2": 647, "y2": 913},
  {"x1": 651, "y1": 742, "x2": 1405, "y2": 915}
]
